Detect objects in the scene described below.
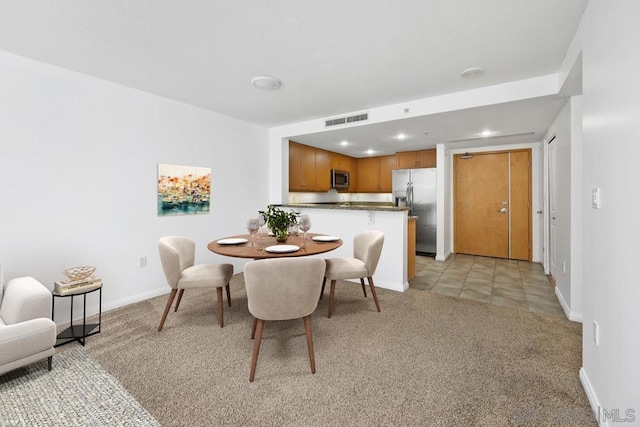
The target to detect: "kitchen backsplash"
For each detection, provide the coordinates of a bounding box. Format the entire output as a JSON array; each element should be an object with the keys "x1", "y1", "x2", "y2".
[{"x1": 288, "y1": 190, "x2": 393, "y2": 204}]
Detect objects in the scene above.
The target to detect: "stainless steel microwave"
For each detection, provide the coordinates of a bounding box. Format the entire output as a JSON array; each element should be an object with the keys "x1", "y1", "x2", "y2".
[{"x1": 331, "y1": 169, "x2": 350, "y2": 189}]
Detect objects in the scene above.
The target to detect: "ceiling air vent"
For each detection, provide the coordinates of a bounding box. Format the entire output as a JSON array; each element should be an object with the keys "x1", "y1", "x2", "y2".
[{"x1": 325, "y1": 112, "x2": 369, "y2": 127}]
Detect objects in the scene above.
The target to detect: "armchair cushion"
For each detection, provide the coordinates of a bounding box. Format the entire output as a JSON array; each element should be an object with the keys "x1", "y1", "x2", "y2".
[
  {"x1": 0, "y1": 275, "x2": 56, "y2": 376},
  {"x1": 0, "y1": 276, "x2": 52, "y2": 325},
  {"x1": 0, "y1": 318, "x2": 56, "y2": 368}
]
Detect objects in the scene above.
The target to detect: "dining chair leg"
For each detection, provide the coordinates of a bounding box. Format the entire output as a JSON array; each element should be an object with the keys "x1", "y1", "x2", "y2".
[
  {"x1": 360, "y1": 278, "x2": 367, "y2": 298},
  {"x1": 158, "y1": 289, "x2": 177, "y2": 331},
  {"x1": 249, "y1": 319, "x2": 265, "y2": 382},
  {"x1": 319, "y1": 277, "x2": 326, "y2": 300},
  {"x1": 225, "y1": 283, "x2": 231, "y2": 307},
  {"x1": 47, "y1": 356, "x2": 53, "y2": 371},
  {"x1": 174, "y1": 289, "x2": 185, "y2": 312},
  {"x1": 251, "y1": 317, "x2": 257, "y2": 339},
  {"x1": 328, "y1": 280, "x2": 337, "y2": 318},
  {"x1": 303, "y1": 315, "x2": 316, "y2": 374},
  {"x1": 367, "y1": 277, "x2": 381, "y2": 312},
  {"x1": 217, "y1": 287, "x2": 224, "y2": 328}
]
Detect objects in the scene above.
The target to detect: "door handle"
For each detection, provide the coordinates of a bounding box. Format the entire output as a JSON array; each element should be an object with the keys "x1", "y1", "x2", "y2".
[{"x1": 498, "y1": 208, "x2": 508, "y2": 213}]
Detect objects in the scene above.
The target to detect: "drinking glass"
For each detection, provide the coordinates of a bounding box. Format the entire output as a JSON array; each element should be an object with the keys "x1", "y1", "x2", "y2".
[
  {"x1": 299, "y1": 215, "x2": 311, "y2": 246},
  {"x1": 257, "y1": 215, "x2": 266, "y2": 239},
  {"x1": 247, "y1": 218, "x2": 260, "y2": 247}
]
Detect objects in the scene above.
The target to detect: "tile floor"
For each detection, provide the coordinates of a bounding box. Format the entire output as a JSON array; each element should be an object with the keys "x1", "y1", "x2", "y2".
[{"x1": 410, "y1": 254, "x2": 566, "y2": 317}]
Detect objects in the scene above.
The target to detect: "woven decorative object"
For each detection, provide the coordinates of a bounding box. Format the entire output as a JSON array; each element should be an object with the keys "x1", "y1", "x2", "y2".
[{"x1": 63, "y1": 266, "x2": 96, "y2": 282}]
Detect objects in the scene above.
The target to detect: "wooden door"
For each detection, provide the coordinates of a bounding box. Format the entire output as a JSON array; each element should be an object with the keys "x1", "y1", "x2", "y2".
[
  {"x1": 454, "y1": 150, "x2": 531, "y2": 260},
  {"x1": 455, "y1": 153, "x2": 510, "y2": 258}
]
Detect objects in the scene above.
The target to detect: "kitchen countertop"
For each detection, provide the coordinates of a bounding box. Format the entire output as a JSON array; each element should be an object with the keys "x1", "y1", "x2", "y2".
[{"x1": 280, "y1": 203, "x2": 409, "y2": 212}]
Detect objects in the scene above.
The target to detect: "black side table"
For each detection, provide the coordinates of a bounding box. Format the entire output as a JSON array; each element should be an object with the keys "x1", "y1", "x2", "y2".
[{"x1": 52, "y1": 284, "x2": 102, "y2": 347}]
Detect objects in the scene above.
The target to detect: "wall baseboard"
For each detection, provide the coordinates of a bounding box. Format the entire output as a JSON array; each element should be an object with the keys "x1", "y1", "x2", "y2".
[
  {"x1": 435, "y1": 250, "x2": 452, "y2": 262},
  {"x1": 554, "y1": 286, "x2": 583, "y2": 322},
  {"x1": 55, "y1": 286, "x2": 170, "y2": 325},
  {"x1": 579, "y1": 367, "x2": 605, "y2": 427}
]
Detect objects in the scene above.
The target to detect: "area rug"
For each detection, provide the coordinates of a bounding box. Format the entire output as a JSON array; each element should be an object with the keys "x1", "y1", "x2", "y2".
[{"x1": 0, "y1": 348, "x2": 159, "y2": 426}]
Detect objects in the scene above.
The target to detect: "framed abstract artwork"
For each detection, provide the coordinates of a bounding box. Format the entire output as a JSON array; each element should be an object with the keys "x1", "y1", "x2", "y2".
[{"x1": 157, "y1": 163, "x2": 211, "y2": 216}]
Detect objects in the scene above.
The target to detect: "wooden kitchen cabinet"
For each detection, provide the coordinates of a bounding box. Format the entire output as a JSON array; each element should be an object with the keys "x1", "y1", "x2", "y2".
[
  {"x1": 289, "y1": 141, "x2": 316, "y2": 191},
  {"x1": 331, "y1": 152, "x2": 358, "y2": 192},
  {"x1": 379, "y1": 155, "x2": 396, "y2": 192},
  {"x1": 315, "y1": 148, "x2": 332, "y2": 192},
  {"x1": 289, "y1": 141, "x2": 333, "y2": 192},
  {"x1": 356, "y1": 155, "x2": 396, "y2": 193},
  {"x1": 396, "y1": 149, "x2": 436, "y2": 169},
  {"x1": 408, "y1": 217, "x2": 417, "y2": 280}
]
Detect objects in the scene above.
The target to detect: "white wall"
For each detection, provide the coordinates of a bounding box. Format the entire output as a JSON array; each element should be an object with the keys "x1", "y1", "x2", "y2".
[
  {"x1": 435, "y1": 143, "x2": 451, "y2": 261},
  {"x1": 0, "y1": 51, "x2": 269, "y2": 321},
  {"x1": 579, "y1": 0, "x2": 640, "y2": 423}
]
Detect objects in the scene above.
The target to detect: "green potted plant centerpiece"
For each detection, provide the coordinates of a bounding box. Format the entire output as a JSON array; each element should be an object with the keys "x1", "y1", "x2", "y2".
[{"x1": 258, "y1": 205, "x2": 300, "y2": 243}]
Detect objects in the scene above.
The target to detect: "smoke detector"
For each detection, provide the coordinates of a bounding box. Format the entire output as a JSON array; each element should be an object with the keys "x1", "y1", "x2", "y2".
[
  {"x1": 461, "y1": 68, "x2": 485, "y2": 79},
  {"x1": 251, "y1": 75, "x2": 282, "y2": 90}
]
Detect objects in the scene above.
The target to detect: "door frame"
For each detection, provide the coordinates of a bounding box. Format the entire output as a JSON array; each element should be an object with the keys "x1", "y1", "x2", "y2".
[
  {"x1": 453, "y1": 148, "x2": 532, "y2": 260},
  {"x1": 542, "y1": 134, "x2": 557, "y2": 275}
]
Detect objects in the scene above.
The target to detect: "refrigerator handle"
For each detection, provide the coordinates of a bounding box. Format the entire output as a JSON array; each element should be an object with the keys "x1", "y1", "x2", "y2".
[{"x1": 408, "y1": 182, "x2": 414, "y2": 213}]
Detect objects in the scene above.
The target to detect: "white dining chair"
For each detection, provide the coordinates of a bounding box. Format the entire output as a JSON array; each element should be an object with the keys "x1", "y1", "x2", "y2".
[
  {"x1": 158, "y1": 236, "x2": 233, "y2": 331},
  {"x1": 321, "y1": 230, "x2": 384, "y2": 318},
  {"x1": 244, "y1": 257, "x2": 326, "y2": 382}
]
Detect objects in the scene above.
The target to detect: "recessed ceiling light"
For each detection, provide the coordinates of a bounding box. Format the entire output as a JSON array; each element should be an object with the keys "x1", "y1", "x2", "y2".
[
  {"x1": 396, "y1": 133, "x2": 407, "y2": 140},
  {"x1": 460, "y1": 67, "x2": 485, "y2": 79},
  {"x1": 481, "y1": 130, "x2": 493, "y2": 137},
  {"x1": 340, "y1": 140, "x2": 349, "y2": 146},
  {"x1": 250, "y1": 75, "x2": 282, "y2": 90},
  {"x1": 365, "y1": 149, "x2": 376, "y2": 155}
]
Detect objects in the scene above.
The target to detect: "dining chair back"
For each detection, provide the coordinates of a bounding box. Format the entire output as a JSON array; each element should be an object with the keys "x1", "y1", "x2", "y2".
[
  {"x1": 322, "y1": 230, "x2": 384, "y2": 318},
  {"x1": 244, "y1": 257, "x2": 326, "y2": 382},
  {"x1": 157, "y1": 236, "x2": 233, "y2": 331}
]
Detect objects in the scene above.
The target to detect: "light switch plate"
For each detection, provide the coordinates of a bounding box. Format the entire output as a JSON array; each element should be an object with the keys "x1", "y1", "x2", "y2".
[{"x1": 592, "y1": 188, "x2": 601, "y2": 209}]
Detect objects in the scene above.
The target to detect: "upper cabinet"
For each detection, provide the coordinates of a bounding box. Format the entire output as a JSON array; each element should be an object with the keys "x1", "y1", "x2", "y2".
[
  {"x1": 315, "y1": 149, "x2": 332, "y2": 192},
  {"x1": 289, "y1": 141, "x2": 316, "y2": 191},
  {"x1": 396, "y1": 149, "x2": 436, "y2": 169},
  {"x1": 289, "y1": 141, "x2": 338, "y2": 192},
  {"x1": 331, "y1": 152, "x2": 357, "y2": 192},
  {"x1": 356, "y1": 154, "x2": 396, "y2": 193},
  {"x1": 290, "y1": 143, "x2": 435, "y2": 193}
]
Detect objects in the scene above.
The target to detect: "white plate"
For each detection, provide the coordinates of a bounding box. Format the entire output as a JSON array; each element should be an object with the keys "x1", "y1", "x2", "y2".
[
  {"x1": 265, "y1": 245, "x2": 300, "y2": 253},
  {"x1": 312, "y1": 235, "x2": 340, "y2": 242},
  {"x1": 216, "y1": 238, "x2": 248, "y2": 245}
]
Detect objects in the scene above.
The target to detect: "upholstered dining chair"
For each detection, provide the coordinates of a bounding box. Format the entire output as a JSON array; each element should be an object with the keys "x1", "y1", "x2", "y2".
[
  {"x1": 321, "y1": 230, "x2": 384, "y2": 318},
  {"x1": 157, "y1": 236, "x2": 233, "y2": 331},
  {"x1": 244, "y1": 257, "x2": 326, "y2": 382}
]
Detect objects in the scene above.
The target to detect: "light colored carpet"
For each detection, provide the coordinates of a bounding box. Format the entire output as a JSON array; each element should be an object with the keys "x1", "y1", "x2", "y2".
[
  {"x1": 82, "y1": 273, "x2": 595, "y2": 426},
  {"x1": 0, "y1": 347, "x2": 159, "y2": 427}
]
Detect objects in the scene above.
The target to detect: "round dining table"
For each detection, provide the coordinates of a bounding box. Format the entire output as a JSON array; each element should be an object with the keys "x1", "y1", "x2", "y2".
[{"x1": 207, "y1": 232, "x2": 342, "y2": 259}]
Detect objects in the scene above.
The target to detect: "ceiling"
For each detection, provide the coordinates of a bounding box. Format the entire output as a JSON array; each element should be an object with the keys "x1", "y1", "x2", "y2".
[{"x1": 0, "y1": 1, "x2": 587, "y2": 154}]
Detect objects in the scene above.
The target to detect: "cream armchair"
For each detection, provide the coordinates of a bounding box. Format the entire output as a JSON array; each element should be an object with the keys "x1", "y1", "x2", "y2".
[{"x1": 0, "y1": 269, "x2": 57, "y2": 376}]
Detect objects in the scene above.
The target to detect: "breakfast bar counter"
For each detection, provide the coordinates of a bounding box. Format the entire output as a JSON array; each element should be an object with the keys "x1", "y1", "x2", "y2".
[{"x1": 278, "y1": 204, "x2": 410, "y2": 292}]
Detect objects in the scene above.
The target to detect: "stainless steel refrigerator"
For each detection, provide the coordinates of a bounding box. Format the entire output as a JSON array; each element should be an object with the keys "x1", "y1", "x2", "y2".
[{"x1": 392, "y1": 168, "x2": 437, "y2": 255}]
